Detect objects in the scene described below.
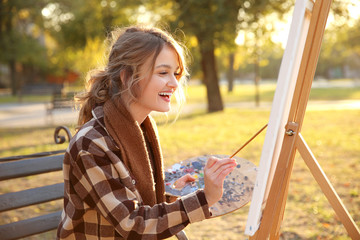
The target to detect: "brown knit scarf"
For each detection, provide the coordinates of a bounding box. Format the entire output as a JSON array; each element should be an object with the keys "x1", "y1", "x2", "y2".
[{"x1": 103, "y1": 99, "x2": 165, "y2": 207}]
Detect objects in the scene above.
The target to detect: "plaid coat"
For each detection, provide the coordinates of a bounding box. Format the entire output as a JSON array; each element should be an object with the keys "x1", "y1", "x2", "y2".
[{"x1": 57, "y1": 105, "x2": 211, "y2": 239}]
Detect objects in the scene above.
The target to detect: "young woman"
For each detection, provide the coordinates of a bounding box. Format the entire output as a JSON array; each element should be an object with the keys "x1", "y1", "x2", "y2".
[{"x1": 57, "y1": 26, "x2": 237, "y2": 239}]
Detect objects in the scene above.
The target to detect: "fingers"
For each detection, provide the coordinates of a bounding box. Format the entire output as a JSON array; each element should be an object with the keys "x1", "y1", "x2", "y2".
[
  {"x1": 182, "y1": 174, "x2": 196, "y2": 182},
  {"x1": 205, "y1": 157, "x2": 236, "y2": 175},
  {"x1": 216, "y1": 163, "x2": 235, "y2": 180},
  {"x1": 204, "y1": 157, "x2": 236, "y2": 186},
  {"x1": 203, "y1": 157, "x2": 237, "y2": 206},
  {"x1": 205, "y1": 156, "x2": 217, "y2": 168},
  {"x1": 173, "y1": 174, "x2": 196, "y2": 189},
  {"x1": 211, "y1": 162, "x2": 236, "y2": 183}
]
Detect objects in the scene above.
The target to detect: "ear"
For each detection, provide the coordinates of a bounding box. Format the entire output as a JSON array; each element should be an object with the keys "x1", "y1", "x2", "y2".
[{"x1": 120, "y1": 70, "x2": 127, "y2": 85}]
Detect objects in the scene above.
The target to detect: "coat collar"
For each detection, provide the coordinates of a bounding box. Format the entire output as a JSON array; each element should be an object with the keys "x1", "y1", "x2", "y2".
[{"x1": 92, "y1": 100, "x2": 165, "y2": 206}]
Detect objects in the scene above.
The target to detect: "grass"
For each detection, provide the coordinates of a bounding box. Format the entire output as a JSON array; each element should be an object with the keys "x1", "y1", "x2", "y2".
[
  {"x1": 158, "y1": 109, "x2": 360, "y2": 240},
  {"x1": 0, "y1": 127, "x2": 73, "y2": 157},
  {"x1": 0, "y1": 82, "x2": 359, "y2": 239},
  {"x1": 184, "y1": 82, "x2": 360, "y2": 105},
  {"x1": 0, "y1": 94, "x2": 52, "y2": 104}
]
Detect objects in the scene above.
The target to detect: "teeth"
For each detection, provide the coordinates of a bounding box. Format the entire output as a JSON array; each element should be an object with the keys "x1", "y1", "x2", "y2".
[{"x1": 159, "y1": 92, "x2": 171, "y2": 96}]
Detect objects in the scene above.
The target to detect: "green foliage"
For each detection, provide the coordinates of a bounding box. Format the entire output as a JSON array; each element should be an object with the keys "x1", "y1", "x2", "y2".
[
  {"x1": 41, "y1": 0, "x2": 141, "y2": 76},
  {"x1": 44, "y1": 0, "x2": 133, "y2": 49},
  {"x1": 1, "y1": 0, "x2": 360, "y2": 108},
  {"x1": 0, "y1": 0, "x2": 49, "y2": 68},
  {"x1": 0, "y1": 0, "x2": 53, "y2": 94},
  {"x1": 47, "y1": 37, "x2": 107, "y2": 76},
  {"x1": 314, "y1": 3, "x2": 360, "y2": 78}
]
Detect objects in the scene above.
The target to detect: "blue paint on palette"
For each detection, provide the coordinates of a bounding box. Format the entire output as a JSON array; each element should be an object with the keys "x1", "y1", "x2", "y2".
[{"x1": 192, "y1": 161, "x2": 202, "y2": 170}]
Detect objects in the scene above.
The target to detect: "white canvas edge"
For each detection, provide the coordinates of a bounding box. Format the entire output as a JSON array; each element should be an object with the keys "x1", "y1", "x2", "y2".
[{"x1": 244, "y1": 0, "x2": 311, "y2": 235}]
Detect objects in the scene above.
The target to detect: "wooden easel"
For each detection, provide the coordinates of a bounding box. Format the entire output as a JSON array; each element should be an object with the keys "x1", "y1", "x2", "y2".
[{"x1": 248, "y1": 0, "x2": 360, "y2": 239}]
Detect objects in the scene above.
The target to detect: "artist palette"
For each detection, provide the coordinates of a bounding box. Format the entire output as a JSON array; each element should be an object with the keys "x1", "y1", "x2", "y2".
[{"x1": 165, "y1": 154, "x2": 257, "y2": 217}]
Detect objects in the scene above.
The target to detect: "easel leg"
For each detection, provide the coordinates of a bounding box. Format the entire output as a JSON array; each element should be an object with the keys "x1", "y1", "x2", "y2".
[
  {"x1": 251, "y1": 123, "x2": 299, "y2": 240},
  {"x1": 269, "y1": 150, "x2": 297, "y2": 239},
  {"x1": 296, "y1": 134, "x2": 360, "y2": 240}
]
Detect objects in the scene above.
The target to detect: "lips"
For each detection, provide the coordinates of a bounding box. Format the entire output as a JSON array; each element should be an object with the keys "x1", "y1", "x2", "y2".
[{"x1": 158, "y1": 91, "x2": 172, "y2": 101}]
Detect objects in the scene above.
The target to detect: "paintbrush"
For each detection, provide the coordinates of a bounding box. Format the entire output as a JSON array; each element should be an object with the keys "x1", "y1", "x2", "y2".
[{"x1": 230, "y1": 123, "x2": 268, "y2": 158}]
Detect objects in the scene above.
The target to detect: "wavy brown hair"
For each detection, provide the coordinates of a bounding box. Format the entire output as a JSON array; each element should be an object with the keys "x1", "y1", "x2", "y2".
[{"x1": 76, "y1": 26, "x2": 189, "y2": 126}]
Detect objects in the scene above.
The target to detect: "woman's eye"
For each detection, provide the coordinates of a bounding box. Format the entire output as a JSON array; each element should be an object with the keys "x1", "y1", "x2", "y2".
[{"x1": 158, "y1": 71, "x2": 181, "y2": 79}]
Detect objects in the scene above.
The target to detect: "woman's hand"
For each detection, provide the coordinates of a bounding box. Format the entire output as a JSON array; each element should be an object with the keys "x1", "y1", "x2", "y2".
[
  {"x1": 173, "y1": 174, "x2": 196, "y2": 189},
  {"x1": 203, "y1": 157, "x2": 237, "y2": 206}
]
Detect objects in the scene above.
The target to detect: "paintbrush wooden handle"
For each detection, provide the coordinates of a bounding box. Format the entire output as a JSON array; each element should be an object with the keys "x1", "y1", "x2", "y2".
[{"x1": 230, "y1": 123, "x2": 268, "y2": 158}]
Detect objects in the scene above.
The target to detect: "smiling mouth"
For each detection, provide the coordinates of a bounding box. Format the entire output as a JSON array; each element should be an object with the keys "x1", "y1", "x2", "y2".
[{"x1": 159, "y1": 92, "x2": 172, "y2": 99}]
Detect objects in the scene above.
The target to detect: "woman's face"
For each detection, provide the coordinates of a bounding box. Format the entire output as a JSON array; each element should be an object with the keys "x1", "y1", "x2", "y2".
[{"x1": 129, "y1": 45, "x2": 180, "y2": 122}]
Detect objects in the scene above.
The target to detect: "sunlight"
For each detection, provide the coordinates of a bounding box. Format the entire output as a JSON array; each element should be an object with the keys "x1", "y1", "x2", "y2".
[
  {"x1": 41, "y1": 3, "x2": 58, "y2": 18},
  {"x1": 41, "y1": 3, "x2": 74, "y2": 32},
  {"x1": 271, "y1": 18, "x2": 291, "y2": 49},
  {"x1": 349, "y1": 0, "x2": 360, "y2": 19},
  {"x1": 237, "y1": 1, "x2": 360, "y2": 49}
]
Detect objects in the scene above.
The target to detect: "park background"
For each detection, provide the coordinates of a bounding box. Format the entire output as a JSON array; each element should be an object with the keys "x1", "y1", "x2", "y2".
[{"x1": 1, "y1": 0, "x2": 360, "y2": 239}]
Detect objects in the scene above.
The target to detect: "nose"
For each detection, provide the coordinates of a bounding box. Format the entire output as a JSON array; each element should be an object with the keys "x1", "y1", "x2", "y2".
[{"x1": 167, "y1": 75, "x2": 179, "y2": 89}]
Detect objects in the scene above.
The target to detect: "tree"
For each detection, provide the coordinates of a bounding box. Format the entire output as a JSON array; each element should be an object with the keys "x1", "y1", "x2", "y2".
[
  {"x1": 0, "y1": 0, "x2": 49, "y2": 95},
  {"x1": 143, "y1": 0, "x2": 245, "y2": 112},
  {"x1": 316, "y1": 3, "x2": 358, "y2": 79},
  {"x1": 237, "y1": 1, "x2": 290, "y2": 106},
  {"x1": 147, "y1": 0, "x2": 288, "y2": 112},
  {"x1": 172, "y1": 0, "x2": 242, "y2": 112},
  {"x1": 40, "y1": 0, "x2": 148, "y2": 80}
]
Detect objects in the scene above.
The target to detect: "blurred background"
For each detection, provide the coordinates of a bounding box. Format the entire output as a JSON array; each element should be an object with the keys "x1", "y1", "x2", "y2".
[
  {"x1": 0, "y1": 0, "x2": 359, "y2": 111},
  {"x1": 0, "y1": 0, "x2": 359, "y2": 239}
]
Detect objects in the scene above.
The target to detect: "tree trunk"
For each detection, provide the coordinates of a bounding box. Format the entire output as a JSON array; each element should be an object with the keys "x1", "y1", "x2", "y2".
[
  {"x1": 0, "y1": 0, "x2": 3, "y2": 36},
  {"x1": 227, "y1": 53, "x2": 235, "y2": 92},
  {"x1": 197, "y1": 37, "x2": 223, "y2": 112},
  {"x1": 5, "y1": 2, "x2": 18, "y2": 96},
  {"x1": 9, "y1": 61, "x2": 17, "y2": 96}
]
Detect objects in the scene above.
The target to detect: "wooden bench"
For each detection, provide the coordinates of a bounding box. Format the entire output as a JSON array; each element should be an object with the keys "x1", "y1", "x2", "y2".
[
  {"x1": 0, "y1": 126, "x2": 71, "y2": 240},
  {"x1": 0, "y1": 126, "x2": 188, "y2": 240}
]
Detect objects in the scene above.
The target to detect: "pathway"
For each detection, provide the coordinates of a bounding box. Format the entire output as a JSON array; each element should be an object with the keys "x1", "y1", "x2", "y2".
[{"x1": 0, "y1": 100, "x2": 359, "y2": 128}]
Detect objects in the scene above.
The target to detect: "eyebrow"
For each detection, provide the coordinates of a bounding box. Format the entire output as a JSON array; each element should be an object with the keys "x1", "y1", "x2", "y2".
[{"x1": 155, "y1": 64, "x2": 179, "y2": 70}]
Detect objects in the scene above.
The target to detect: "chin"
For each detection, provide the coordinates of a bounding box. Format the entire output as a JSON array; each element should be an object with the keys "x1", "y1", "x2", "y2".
[{"x1": 156, "y1": 105, "x2": 171, "y2": 113}]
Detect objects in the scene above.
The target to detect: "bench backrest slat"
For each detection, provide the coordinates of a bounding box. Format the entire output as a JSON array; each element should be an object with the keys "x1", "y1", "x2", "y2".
[
  {"x1": 0, "y1": 211, "x2": 62, "y2": 240},
  {"x1": 0, "y1": 151, "x2": 66, "y2": 239},
  {"x1": 0, "y1": 154, "x2": 64, "y2": 181},
  {"x1": 0, "y1": 183, "x2": 64, "y2": 212}
]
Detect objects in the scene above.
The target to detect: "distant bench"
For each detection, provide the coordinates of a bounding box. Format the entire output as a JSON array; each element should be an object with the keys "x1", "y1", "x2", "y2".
[
  {"x1": 20, "y1": 83, "x2": 63, "y2": 96},
  {"x1": 46, "y1": 92, "x2": 76, "y2": 117},
  {"x1": 0, "y1": 127, "x2": 71, "y2": 240}
]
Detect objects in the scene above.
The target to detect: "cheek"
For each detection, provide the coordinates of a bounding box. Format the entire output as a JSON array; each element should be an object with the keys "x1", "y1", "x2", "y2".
[
  {"x1": 140, "y1": 80, "x2": 160, "y2": 99},
  {"x1": 150, "y1": 76, "x2": 167, "y2": 90},
  {"x1": 137, "y1": 78, "x2": 152, "y2": 96}
]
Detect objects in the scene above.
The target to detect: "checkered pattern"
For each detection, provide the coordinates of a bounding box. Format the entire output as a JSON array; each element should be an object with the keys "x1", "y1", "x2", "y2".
[{"x1": 57, "y1": 105, "x2": 211, "y2": 239}]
